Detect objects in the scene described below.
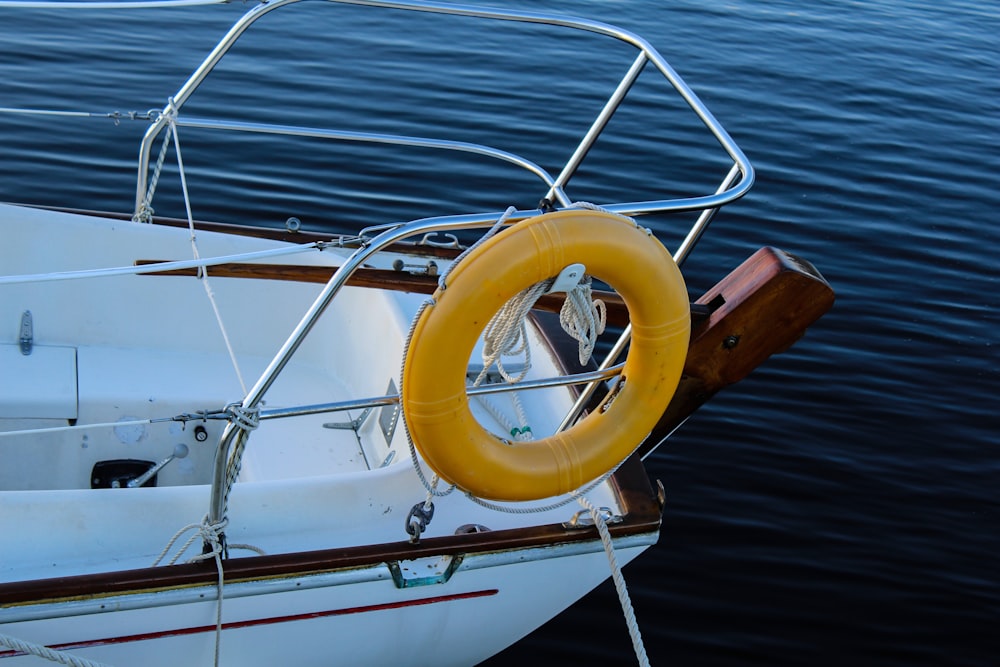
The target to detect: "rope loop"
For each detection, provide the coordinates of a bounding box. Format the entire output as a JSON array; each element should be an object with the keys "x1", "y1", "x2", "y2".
[
  {"x1": 132, "y1": 106, "x2": 177, "y2": 223},
  {"x1": 153, "y1": 514, "x2": 229, "y2": 567},
  {"x1": 559, "y1": 275, "x2": 607, "y2": 366},
  {"x1": 226, "y1": 402, "x2": 260, "y2": 433}
]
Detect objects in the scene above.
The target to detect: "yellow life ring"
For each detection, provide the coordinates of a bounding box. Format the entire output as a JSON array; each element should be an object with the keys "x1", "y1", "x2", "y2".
[{"x1": 401, "y1": 209, "x2": 690, "y2": 501}]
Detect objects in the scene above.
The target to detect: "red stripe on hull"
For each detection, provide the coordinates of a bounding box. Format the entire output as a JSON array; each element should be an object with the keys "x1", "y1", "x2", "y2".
[{"x1": 0, "y1": 588, "x2": 498, "y2": 658}]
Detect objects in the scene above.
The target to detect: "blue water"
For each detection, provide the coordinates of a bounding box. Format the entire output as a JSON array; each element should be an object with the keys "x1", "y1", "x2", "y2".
[{"x1": 1, "y1": 1, "x2": 997, "y2": 665}]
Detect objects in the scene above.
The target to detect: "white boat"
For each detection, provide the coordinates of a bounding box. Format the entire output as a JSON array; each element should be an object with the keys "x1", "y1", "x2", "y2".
[{"x1": 0, "y1": 0, "x2": 834, "y2": 665}]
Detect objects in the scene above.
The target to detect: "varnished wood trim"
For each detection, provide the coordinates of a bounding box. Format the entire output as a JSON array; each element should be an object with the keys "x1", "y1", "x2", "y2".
[{"x1": 136, "y1": 259, "x2": 631, "y2": 324}]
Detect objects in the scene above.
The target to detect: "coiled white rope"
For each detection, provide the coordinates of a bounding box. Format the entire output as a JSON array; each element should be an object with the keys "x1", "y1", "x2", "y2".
[
  {"x1": 560, "y1": 276, "x2": 607, "y2": 365},
  {"x1": 0, "y1": 635, "x2": 112, "y2": 667},
  {"x1": 476, "y1": 280, "x2": 545, "y2": 386},
  {"x1": 402, "y1": 204, "x2": 614, "y2": 493}
]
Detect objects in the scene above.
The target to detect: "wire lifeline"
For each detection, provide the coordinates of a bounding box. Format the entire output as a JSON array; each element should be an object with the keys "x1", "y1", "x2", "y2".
[{"x1": 0, "y1": 0, "x2": 229, "y2": 9}]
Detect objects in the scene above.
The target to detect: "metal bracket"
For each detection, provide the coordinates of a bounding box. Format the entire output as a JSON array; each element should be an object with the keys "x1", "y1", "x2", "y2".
[
  {"x1": 405, "y1": 501, "x2": 435, "y2": 543},
  {"x1": 562, "y1": 506, "x2": 622, "y2": 529},
  {"x1": 417, "y1": 232, "x2": 462, "y2": 249},
  {"x1": 388, "y1": 554, "x2": 463, "y2": 588},
  {"x1": 546, "y1": 263, "x2": 586, "y2": 294},
  {"x1": 392, "y1": 258, "x2": 438, "y2": 276},
  {"x1": 323, "y1": 406, "x2": 374, "y2": 431},
  {"x1": 324, "y1": 380, "x2": 399, "y2": 446},
  {"x1": 18, "y1": 311, "x2": 33, "y2": 355}
]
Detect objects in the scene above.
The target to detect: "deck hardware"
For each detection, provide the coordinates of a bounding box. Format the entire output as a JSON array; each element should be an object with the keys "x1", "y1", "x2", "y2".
[
  {"x1": 723, "y1": 334, "x2": 740, "y2": 349},
  {"x1": 537, "y1": 197, "x2": 557, "y2": 212},
  {"x1": 388, "y1": 553, "x2": 463, "y2": 588},
  {"x1": 378, "y1": 379, "x2": 400, "y2": 444},
  {"x1": 545, "y1": 263, "x2": 586, "y2": 294},
  {"x1": 127, "y1": 443, "x2": 189, "y2": 488},
  {"x1": 18, "y1": 310, "x2": 32, "y2": 355},
  {"x1": 323, "y1": 406, "x2": 374, "y2": 431},
  {"x1": 405, "y1": 501, "x2": 435, "y2": 543},
  {"x1": 391, "y1": 258, "x2": 438, "y2": 276},
  {"x1": 379, "y1": 450, "x2": 396, "y2": 468},
  {"x1": 455, "y1": 524, "x2": 490, "y2": 534},
  {"x1": 193, "y1": 425, "x2": 209, "y2": 442},
  {"x1": 417, "y1": 232, "x2": 462, "y2": 249},
  {"x1": 91, "y1": 459, "x2": 157, "y2": 489},
  {"x1": 284, "y1": 216, "x2": 301, "y2": 232},
  {"x1": 562, "y1": 506, "x2": 622, "y2": 530}
]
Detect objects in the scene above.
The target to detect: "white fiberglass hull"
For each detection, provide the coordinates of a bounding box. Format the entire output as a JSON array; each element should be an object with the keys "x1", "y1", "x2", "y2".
[
  {"x1": 0, "y1": 201, "x2": 659, "y2": 665},
  {"x1": 0, "y1": 540, "x2": 650, "y2": 666}
]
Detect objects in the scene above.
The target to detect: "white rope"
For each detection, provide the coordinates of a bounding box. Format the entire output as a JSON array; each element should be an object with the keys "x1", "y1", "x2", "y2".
[
  {"x1": 167, "y1": 114, "x2": 248, "y2": 394},
  {"x1": 400, "y1": 204, "x2": 614, "y2": 497},
  {"x1": 132, "y1": 112, "x2": 173, "y2": 224},
  {"x1": 0, "y1": 417, "x2": 154, "y2": 438},
  {"x1": 476, "y1": 280, "x2": 546, "y2": 385},
  {"x1": 436, "y1": 206, "x2": 517, "y2": 290},
  {"x1": 578, "y1": 495, "x2": 651, "y2": 667},
  {"x1": 468, "y1": 473, "x2": 608, "y2": 514},
  {"x1": 151, "y1": 514, "x2": 262, "y2": 667},
  {"x1": 220, "y1": 404, "x2": 261, "y2": 511},
  {"x1": 151, "y1": 515, "x2": 226, "y2": 667},
  {"x1": 560, "y1": 277, "x2": 607, "y2": 366},
  {"x1": 471, "y1": 393, "x2": 532, "y2": 442},
  {"x1": 0, "y1": 244, "x2": 320, "y2": 286},
  {"x1": 396, "y1": 296, "x2": 457, "y2": 499},
  {"x1": 0, "y1": 634, "x2": 113, "y2": 667}
]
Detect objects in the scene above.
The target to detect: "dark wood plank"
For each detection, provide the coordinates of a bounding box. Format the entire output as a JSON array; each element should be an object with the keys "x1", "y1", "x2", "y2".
[
  {"x1": 638, "y1": 246, "x2": 835, "y2": 456},
  {"x1": 135, "y1": 259, "x2": 631, "y2": 323}
]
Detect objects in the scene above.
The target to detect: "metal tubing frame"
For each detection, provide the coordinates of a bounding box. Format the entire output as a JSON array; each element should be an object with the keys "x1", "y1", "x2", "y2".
[
  {"x1": 145, "y1": 0, "x2": 758, "y2": 527},
  {"x1": 136, "y1": 0, "x2": 753, "y2": 218},
  {"x1": 210, "y1": 207, "x2": 543, "y2": 524}
]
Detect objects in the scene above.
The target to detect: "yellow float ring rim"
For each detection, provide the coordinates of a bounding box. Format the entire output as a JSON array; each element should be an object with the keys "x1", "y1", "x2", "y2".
[{"x1": 401, "y1": 210, "x2": 690, "y2": 501}]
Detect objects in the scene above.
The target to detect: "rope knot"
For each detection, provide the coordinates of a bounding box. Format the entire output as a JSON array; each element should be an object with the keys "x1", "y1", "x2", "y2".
[
  {"x1": 196, "y1": 515, "x2": 229, "y2": 561},
  {"x1": 226, "y1": 402, "x2": 260, "y2": 433}
]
